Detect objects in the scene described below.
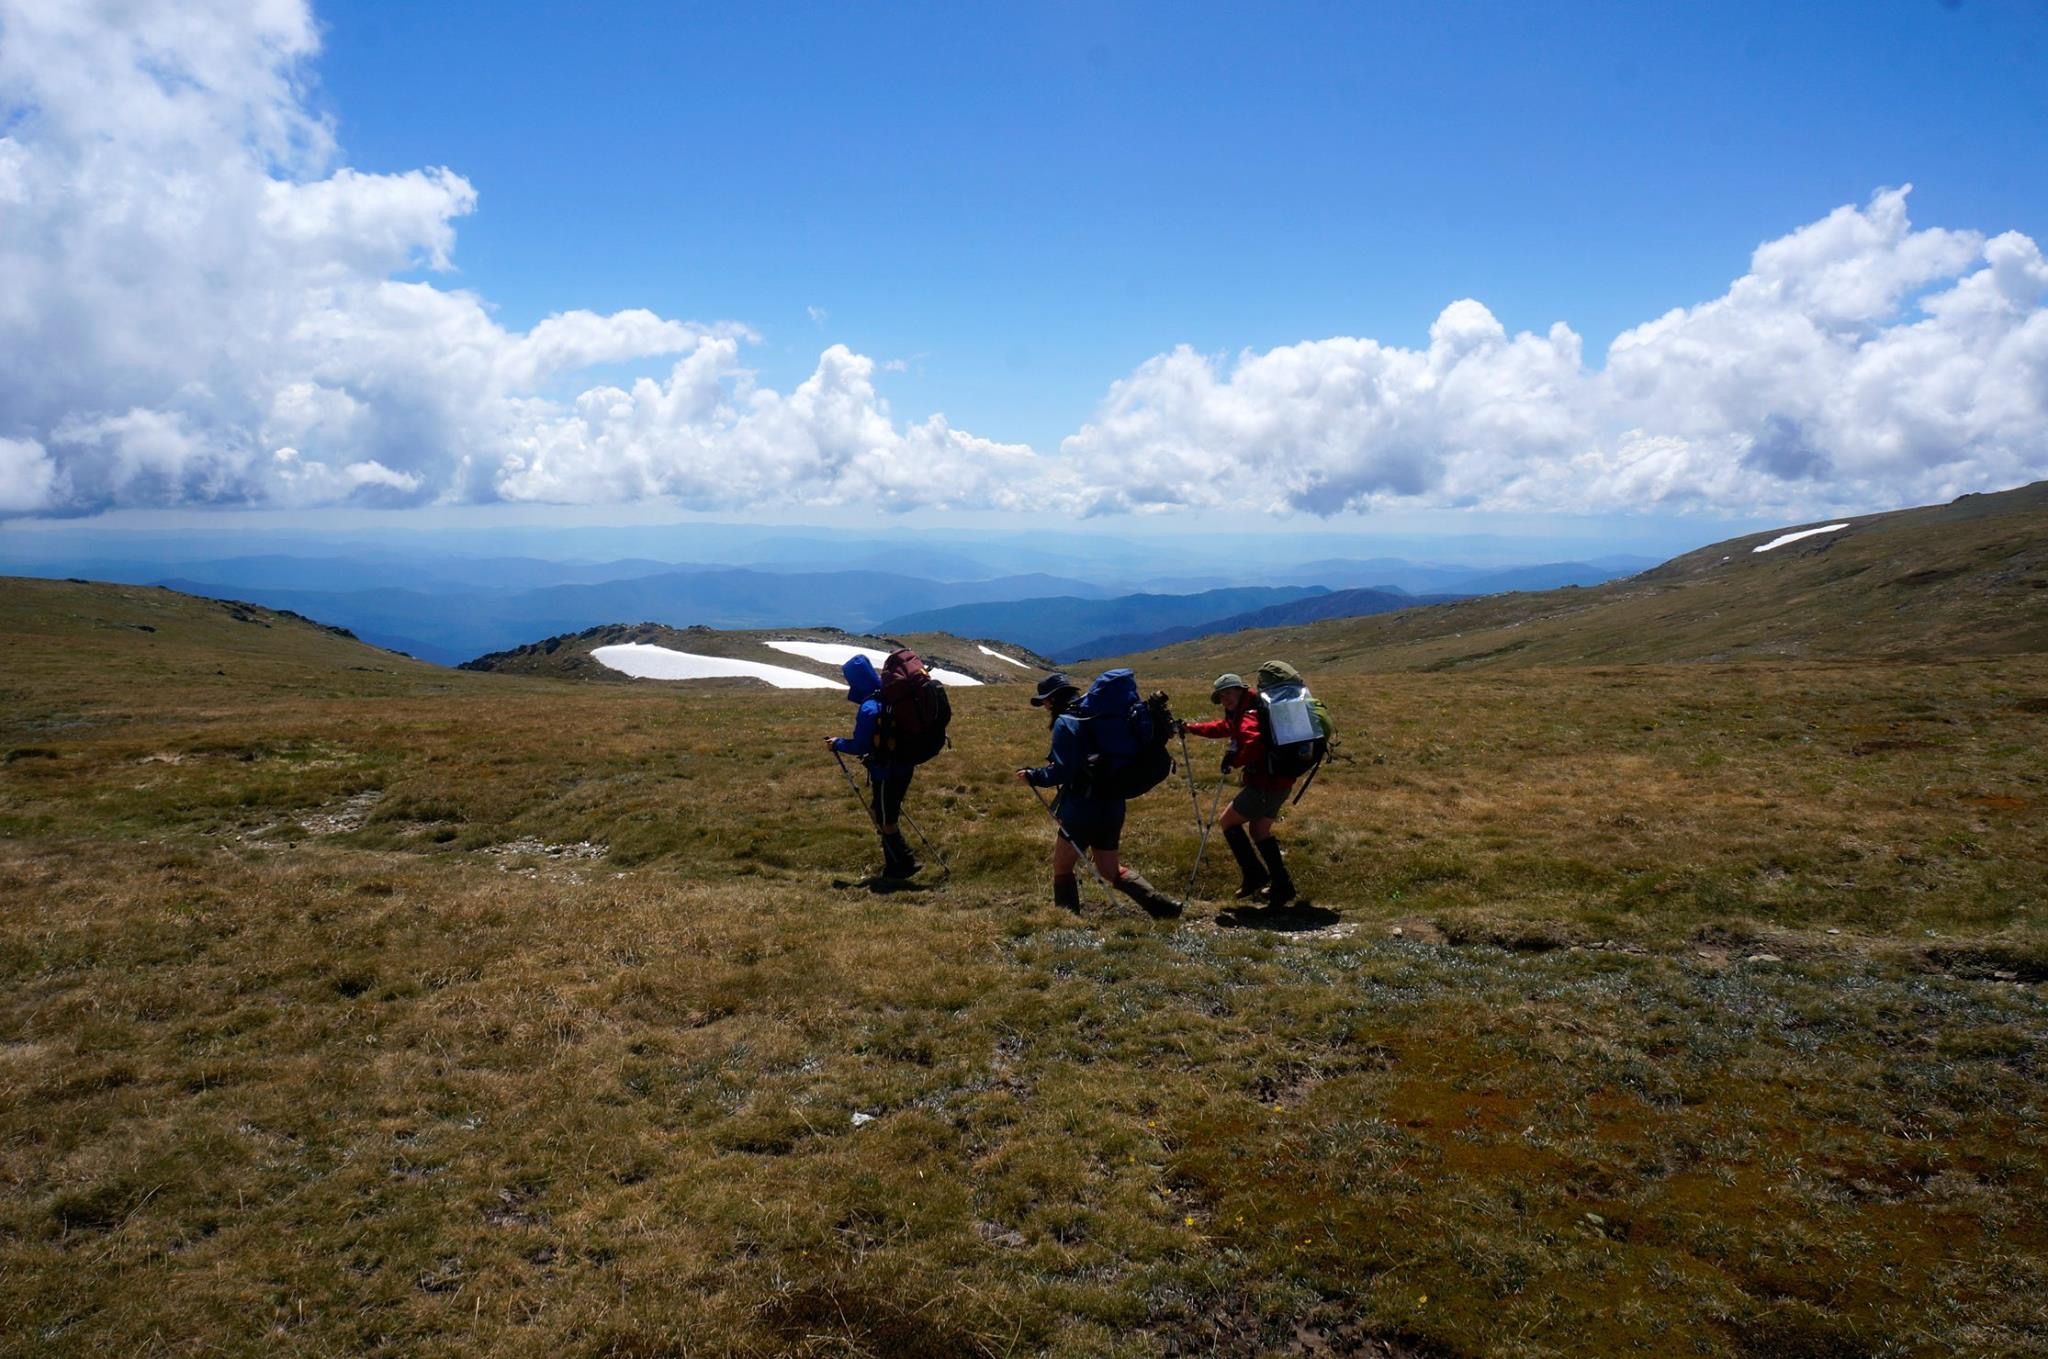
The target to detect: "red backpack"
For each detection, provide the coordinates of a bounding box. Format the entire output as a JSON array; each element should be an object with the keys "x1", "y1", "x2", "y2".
[{"x1": 876, "y1": 649, "x2": 952, "y2": 765}]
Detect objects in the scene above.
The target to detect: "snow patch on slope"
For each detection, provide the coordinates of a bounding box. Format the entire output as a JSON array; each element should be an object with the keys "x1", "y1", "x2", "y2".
[
  {"x1": 593, "y1": 643, "x2": 839, "y2": 688},
  {"x1": 1753, "y1": 523, "x2": 1851, "y2": 553},
  {"x1": 761, "y1": 639, "x2": 985, "y2": 686}
]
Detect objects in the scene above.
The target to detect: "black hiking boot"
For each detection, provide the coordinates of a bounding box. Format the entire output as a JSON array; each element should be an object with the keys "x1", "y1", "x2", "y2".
[
  {"x1": 1114, "y1": 870, "x2": 1182, "y2": 920},
  {"x1": 1255, "y1": 837, "x2": 1296, "y2": 909},
  {"x1": 1053, "y1": 875, "x2": 1081, "y2": 913},
  {"x1": 1224, "y1": 825, "x2": 1270, "y2": 899},
  {"x1": 881, "y1": 832, "x2": 920, "y2": 879}
]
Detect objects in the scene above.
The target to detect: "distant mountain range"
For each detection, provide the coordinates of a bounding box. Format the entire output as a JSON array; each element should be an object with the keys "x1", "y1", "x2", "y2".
[
  {"x1": 1124, "y1": 481, "x2": 2048, "y2": 673},
  {"x1": 1128, "y1": 557, "x2": 1655, "y2": 596},
  {"x1": 31, "y1": 551, "x2": 1118, "y2": 600},
  {"x1": 4, "y1": 536, "x2": 1658, "y2": 669},
  {"x1": 12, "y1": 483, "x2": 2040, "y2": 694},
  {"x1": 147, "y1": 568, "x2": 1119, "y2": 666},
  {"x1": 1071, "y1": 586, "x2": 1465, "y2": 659},
  {"x1": 880, "y1": 586, "x2": 1336, "y2": 660},
  {"x1": 0, "y1": 516, "x2": 1680, "y2": 589},
  {"x1": 878, "y1": 563, "x2": 1653, "y2": 659}
]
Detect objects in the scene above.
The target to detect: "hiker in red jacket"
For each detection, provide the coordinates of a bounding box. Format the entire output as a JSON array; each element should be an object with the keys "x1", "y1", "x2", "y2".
[{"x1": 1178, "y1": 672, "x2": 1299, "y2": 907}]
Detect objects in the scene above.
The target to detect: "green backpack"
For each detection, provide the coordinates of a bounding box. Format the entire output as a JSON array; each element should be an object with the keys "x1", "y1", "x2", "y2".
[{"x1": 1255, "y1": 660, "x2": 1333, "y2": 779}]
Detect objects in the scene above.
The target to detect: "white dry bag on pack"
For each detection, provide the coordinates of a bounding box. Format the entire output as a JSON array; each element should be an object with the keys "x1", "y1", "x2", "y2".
[{"x1": 1254, "y1": 660, "x2": 1331, "y2": 780}]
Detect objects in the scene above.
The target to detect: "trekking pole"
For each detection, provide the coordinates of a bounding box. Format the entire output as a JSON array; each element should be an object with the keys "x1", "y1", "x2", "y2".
[
  {"x1": 832, "y1": 749, "x2": 884, "y2": 833},
  {"x1": 832, "y1": 749, "x2": 890, "y2": 878},
  {"x1": 896, "y1": 804, "x2": 952, "y2": 885},
  {"x1": 837, "y1": 750, "x2": 948, "y2": 886},
  {"x1": 1175, "y1": 727, "x2": 1207, "y2": 908},
  {"x1": 1177, "y1": 727, "x2": 1205, "y2": 834},
  {"x1": 1182, "y1": 775, "x2": 1230, "y2": 905},
  {"x1": 1027, "y1": 783, "x2": 1111, "y2": 899}
]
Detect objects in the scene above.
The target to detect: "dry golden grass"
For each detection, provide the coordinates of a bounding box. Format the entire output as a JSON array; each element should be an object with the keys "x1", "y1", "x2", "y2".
[
  {"x1": 3, "y1": 579, "x2": 2046, "y2": 1357},
  {"x1": 1116, "y1": 480, "x2": 2048, "y2": 676}
]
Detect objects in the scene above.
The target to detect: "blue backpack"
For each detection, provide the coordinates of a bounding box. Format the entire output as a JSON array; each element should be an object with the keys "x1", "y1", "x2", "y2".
[{"x1": 1073, "y1": 669, "x2": 1174, "y2": 798}]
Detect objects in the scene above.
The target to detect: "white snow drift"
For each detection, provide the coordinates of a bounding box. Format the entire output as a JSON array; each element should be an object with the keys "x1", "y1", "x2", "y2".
[
  {"x1": 761, "y1": 640, "x2": 984, "y2": 686},
  {"x1": 591, "y1": 643, "x2": 839, "y2": 689},
  {"x1": 1752, "y1": 523, "x2": 1852, "y2": 553},
  {"x1": 977, "y1": 645, "x2": 1031, "y2": 669}
]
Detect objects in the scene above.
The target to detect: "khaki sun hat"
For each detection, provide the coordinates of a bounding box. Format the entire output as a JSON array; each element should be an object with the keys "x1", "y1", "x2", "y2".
[{"x1": 1210, "y1": 672, "x2": 1247, "y2": 703}]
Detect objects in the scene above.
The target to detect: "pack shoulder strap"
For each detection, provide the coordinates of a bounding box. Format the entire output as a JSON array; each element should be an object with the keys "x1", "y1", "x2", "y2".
[{"x1": 1290, "y1": 754, "x2": 1324, "y2": 805}]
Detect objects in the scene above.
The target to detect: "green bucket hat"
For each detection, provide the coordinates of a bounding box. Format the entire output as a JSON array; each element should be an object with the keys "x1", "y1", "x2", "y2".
[{"x1": 1210, "y1": 672, "x2": 1247, "y2": 703}]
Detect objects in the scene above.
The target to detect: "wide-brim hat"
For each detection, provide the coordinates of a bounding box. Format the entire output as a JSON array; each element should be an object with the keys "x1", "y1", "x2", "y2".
[
  {"x1": 1210, "y1": 672, "x2": 1247, "y2": 703},
  {"x1": 1031, "y1": 672, "x2": 1079, "y2": 707}
]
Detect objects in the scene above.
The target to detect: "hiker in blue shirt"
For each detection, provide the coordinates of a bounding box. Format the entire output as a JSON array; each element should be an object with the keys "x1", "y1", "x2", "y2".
[
  {"x1": 1015, "y1": 672, "x2": 1179, "y2": 918},
  {"x1": 824, "y1": 654, "x2": 919, "y2": 878}
]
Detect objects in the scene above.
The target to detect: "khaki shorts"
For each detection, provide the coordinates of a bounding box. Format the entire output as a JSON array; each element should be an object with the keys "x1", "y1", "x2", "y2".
[{"x1": 1231, "y1": 784, "x2": 1290, "y2": 822}]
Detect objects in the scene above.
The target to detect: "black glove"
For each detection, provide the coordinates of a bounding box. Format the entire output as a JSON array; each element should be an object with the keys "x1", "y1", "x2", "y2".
[
  {"x1": 1171, "y1": 719, "x2": 1187, "y2": 736},
  {"x1": 1220, "y1": 752, "x2": 1234, "y2": 776}
]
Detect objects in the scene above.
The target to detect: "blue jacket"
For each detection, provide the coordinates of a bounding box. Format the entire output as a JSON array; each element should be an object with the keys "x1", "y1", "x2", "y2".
[
  {"x1": 1023, "y1": 712, "x2": 1098, "y2": 794},
  {"x1": 830, "y1": 655, "x2": 914, "y2": 779}
]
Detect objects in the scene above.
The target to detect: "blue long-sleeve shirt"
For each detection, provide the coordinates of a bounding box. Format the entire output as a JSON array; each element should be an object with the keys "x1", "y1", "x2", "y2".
[{"x1": 1023, "y1": 713, "x2": 1088, "y2": 790}]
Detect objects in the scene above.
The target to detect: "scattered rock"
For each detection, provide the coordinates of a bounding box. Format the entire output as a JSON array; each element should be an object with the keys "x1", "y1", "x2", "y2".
[
  {"x1": 414, "y1": 1258, "x2": 466, "y2": 1294},
  {"x1": 484, "y1": 837, "x2": 607, "y2": 862},
  {"x1": 1277, "y1": 921, "x2": 1358, "y2": 943},
  {"x1": 1386, "y1": 917, "x2": 1445, "y2": 945},
  {"x1": 299, "y1": 789, "x2": 384, "y2": 836},
  {"x1": 1745, "y1": 953, "x2": 1784, "y2": 964},
  {"x1": 483, "y1": 1187, "x2": 548, "y2": 1229},
  {"x1": 850, "y1": 1112, "x2": 876, "y2": 1128},
  {"x1": 974, "y1": 1220, "x2": 1027, "y2": 1250}
]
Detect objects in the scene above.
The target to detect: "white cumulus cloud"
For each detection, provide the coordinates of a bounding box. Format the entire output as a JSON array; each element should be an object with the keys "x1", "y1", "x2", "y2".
[
  {"x1": 1065, "y1": 186, "x2": 2048, "y2": 520},
  {"x1": 0, "y1": 436, "x2": 58, "y2": 513},
  {"x1": 1060, "y1": 301, "x2": 1591, "y2": 516},
  {"x1": 494, "y1": 342, "x2": 1057, "y2": 513},
  {"x1": 0, "y1": 0, "x2": 2043, "y2": 524},
  {"x1": 0, "y1": 0, "x2": 1033, "y2": 518}
]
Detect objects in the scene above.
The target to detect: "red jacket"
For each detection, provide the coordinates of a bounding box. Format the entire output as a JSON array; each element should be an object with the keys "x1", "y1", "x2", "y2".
[{"x1": 1183, "y1": 704, "x2": 1295, "y2": 792}]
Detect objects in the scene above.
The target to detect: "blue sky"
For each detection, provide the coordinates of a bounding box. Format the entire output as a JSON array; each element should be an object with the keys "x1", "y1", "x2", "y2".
[
  {"x1": 1, "y1": 0, "x2": 2045, "y2": 551},
  {"x1": 312, "y1": 0, "x2": 2048, "y2": 448}
]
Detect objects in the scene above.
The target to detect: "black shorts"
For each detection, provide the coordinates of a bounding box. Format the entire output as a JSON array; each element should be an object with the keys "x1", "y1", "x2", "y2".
[
  {"x1": 1055, "y1": 792, "x2": 1125, "y2": 852},
  {"x1": 1230, "y1": 784, "x2": 1291, "y2": 822},
  {"x1": 870, "y1": 770, "x2": 913, "y2": 826}
]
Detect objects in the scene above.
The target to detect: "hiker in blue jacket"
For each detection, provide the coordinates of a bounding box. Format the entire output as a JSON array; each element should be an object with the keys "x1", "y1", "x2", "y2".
[
  {"x1": 1014, "y1": 672, "x2": 1180, "y2": 918},
  {"x1": 824, "y1": 654, "x2": 919, "y2": 878}
]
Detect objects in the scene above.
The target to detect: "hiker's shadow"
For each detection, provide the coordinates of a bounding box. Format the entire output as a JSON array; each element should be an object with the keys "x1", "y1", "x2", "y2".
[
  {"x1": 1213, "y1": 899, "x2": 1341, "y2": 932},
  {"x1": 831, "y1": 876, "x2": 940, "y2": 897}
]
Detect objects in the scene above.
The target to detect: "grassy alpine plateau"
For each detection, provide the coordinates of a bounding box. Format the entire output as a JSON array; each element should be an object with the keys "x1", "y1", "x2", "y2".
[
  {"x1": 2, "y1": 487, "x2": 2045, "y2": 1359},
  {"x1": 1110, "y1": 480, "x2": 2048, "y2": 675}
]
